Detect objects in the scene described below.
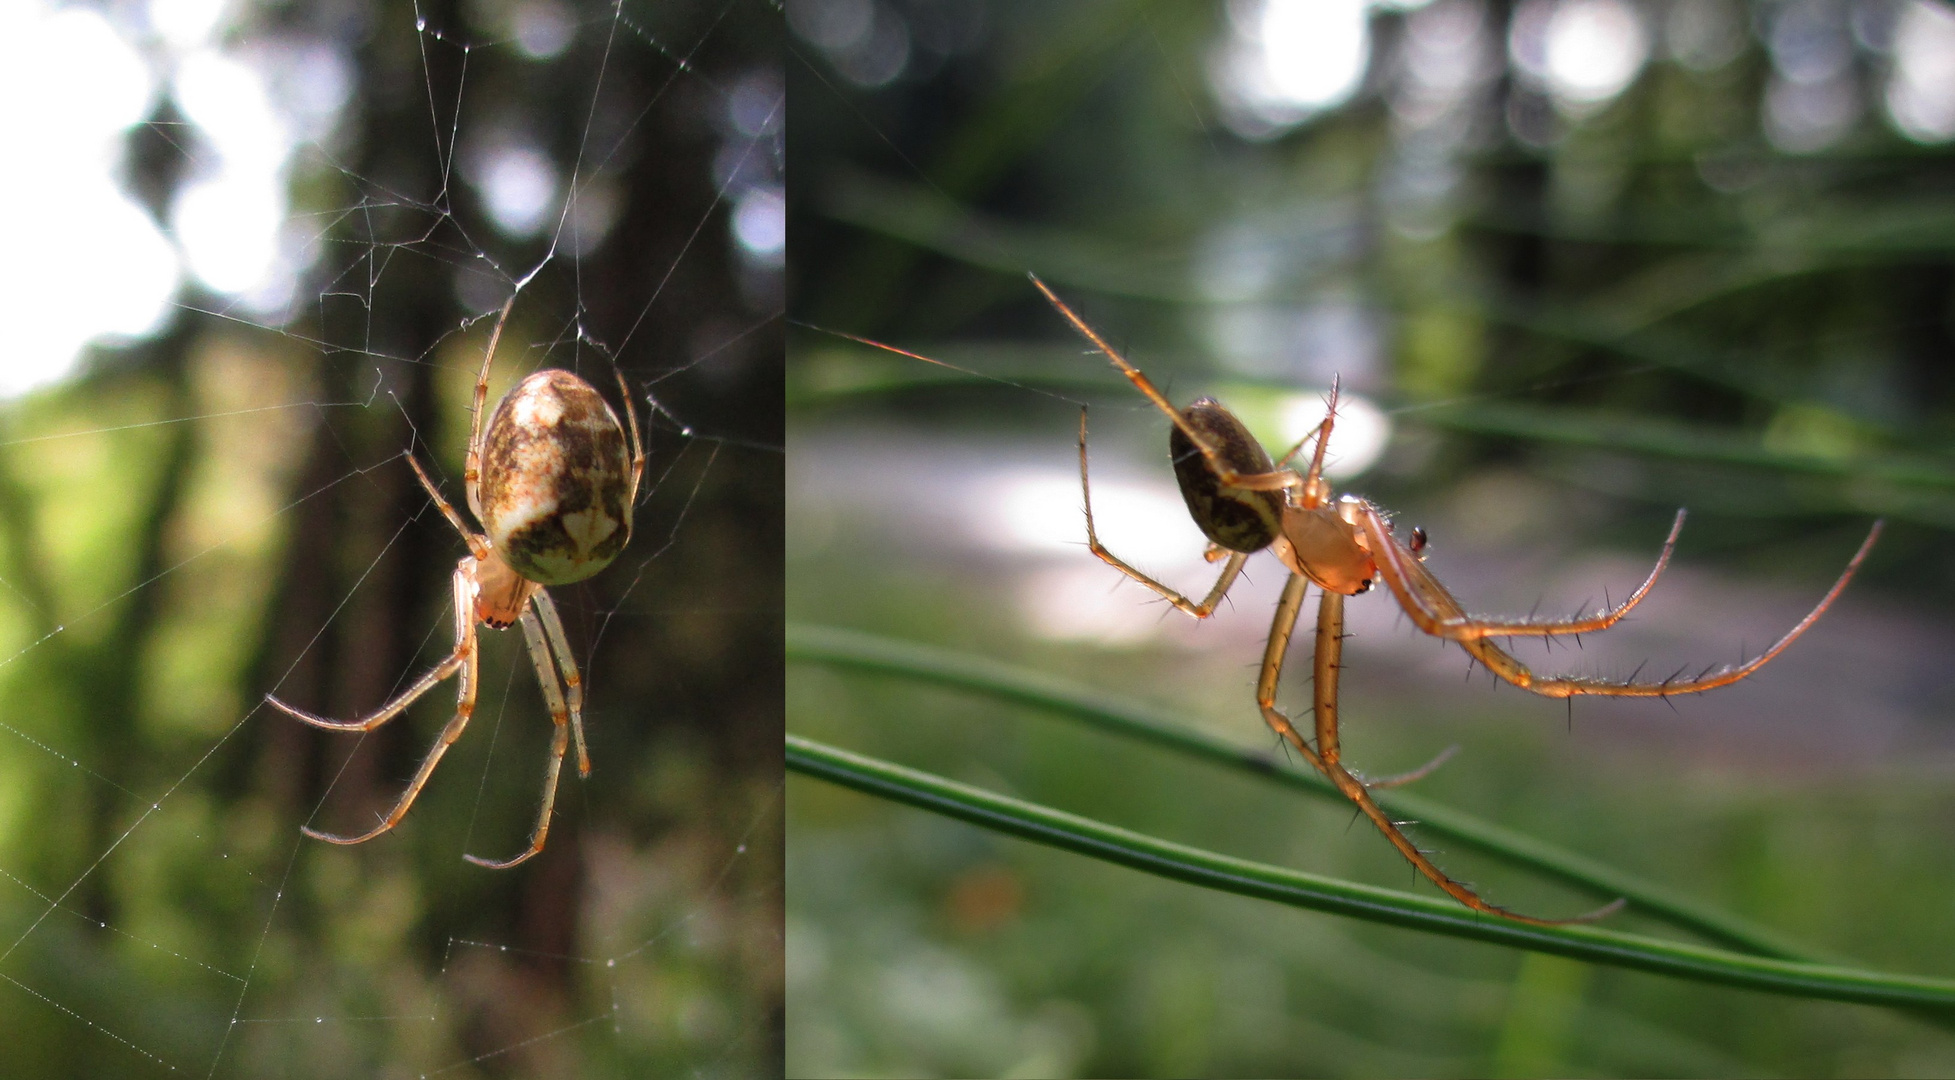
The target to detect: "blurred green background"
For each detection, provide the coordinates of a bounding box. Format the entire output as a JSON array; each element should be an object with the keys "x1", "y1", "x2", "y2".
[
  {"x1": 787, "y1": 0, "x2": 1955, "y2": 1075},
  {"x1": 0, "y1": 0, "x2": 781, "y2": 1076}
]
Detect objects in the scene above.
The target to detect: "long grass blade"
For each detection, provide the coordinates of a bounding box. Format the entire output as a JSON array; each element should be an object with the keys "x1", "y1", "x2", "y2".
[
  {"x1": 788, "y1": 732, "x2": 1955, "y2": 1011},
  {"x1": 787, "y1": 623, "x2": 1822, "y2": 962}
]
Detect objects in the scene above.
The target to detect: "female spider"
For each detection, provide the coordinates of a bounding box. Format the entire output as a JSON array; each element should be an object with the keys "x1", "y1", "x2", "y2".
[
  {"x1": 269, "y1": 296, "x2": 644, "y2": 869},
  {"x1": 1037, "y1": 275, "x2": 1883, "y2": 925}
]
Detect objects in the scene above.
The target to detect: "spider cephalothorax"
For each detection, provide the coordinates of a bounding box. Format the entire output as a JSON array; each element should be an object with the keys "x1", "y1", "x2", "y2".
[
  {"x1": 1038, "y1": 273, "x2": 1881, "y2": 925},
  {"x1": 268, "y1": 297, "x2": 644, "y2": 868}
]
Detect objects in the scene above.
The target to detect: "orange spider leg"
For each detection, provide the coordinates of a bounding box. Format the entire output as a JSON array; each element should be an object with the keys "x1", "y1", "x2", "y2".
[
  {"x1": 1078, "y1": 408, "x2": 1249, "y2": 618},
  {"x1": 408, "y1": 453, "x2": 489, "y2": 560},
  {"x1": 1358, "y1": 505, "x2": 1884, "y2": 698},
  {"x1": 1255, "y1": 573, "x2": 1622, "y2": 925},
  {"x1": 1254, "y1": 574, "x2": 1326, "y2": 771},
  {"x1": 463, "y1": 294, "x2": 520, "y2": 522},
  {"x1": 529, "y1": 588, "x2": 589, "y2": 776},
  {"x1": 287, "y1": 557, "x2": 482, "y2": 846},
  {"x1": 615, "y1": 370, "x2": 645, "y2": 507},
  {"x1": 464, "y1": 602, "x2": 573, "y2": 869},
  {"x1": 1033, "y1": 274, "x2": 1302, "y2": 494},
  {"x1": 1362, "y1": 507, "x2": 1686, "y2": 640},
  {"x1": 1291, "y1": 377, "x2": 1341, "y2": 510}
]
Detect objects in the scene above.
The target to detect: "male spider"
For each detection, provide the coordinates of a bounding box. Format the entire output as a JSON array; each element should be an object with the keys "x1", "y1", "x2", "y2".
[
  {"x1": 1036, "y1": 275, "x2": 1883, "y2": 925},
  {"x1": 270, "y1": 297, "x2": 644, "y2": 868}
]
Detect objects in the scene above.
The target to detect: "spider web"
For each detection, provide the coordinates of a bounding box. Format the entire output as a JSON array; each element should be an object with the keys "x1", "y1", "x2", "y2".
[{"x1": 0, "y1": 0, "x2": 781, "y2": 1076}]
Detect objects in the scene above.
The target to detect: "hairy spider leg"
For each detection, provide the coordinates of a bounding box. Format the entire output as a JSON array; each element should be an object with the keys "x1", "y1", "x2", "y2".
[
  {"x1": 1076, "y1": 408, "x2": 1250, "y2": 618},
  {"x1": 1270, "y1": 423, "x2": 1327, "y2": 473},
  {"x1": 1357, "y1": 504, "x2": 1883, "y2": 697},
  {"x1": 289, "y1": 558, "x2": 483, "y2": 846},
  {"x1": 1259, "y1": 381, "x2": 1620, "y2": 920},
  {"x1": 1409, "y1": 508, "x2": 1687, "y2": 640},
  {"x1": 1032, "y1": 273, "x2": 1302, "y2": 495},
  {"x1": 1294, "y1": 380, "x2": 1680, "y2": 639},
  {"x1": 1367, "y1": 508, "x2": 1688, "y2": 641},
  {"x1": 465, "y1": 603, "x2": 574, "y2": 869},
  {"x1": 1253, "y1": 573, "x2": 1623, "y2": 925},
  {"x1": 1291, "y1": 376, "x2": 1341, "y2": 511}
]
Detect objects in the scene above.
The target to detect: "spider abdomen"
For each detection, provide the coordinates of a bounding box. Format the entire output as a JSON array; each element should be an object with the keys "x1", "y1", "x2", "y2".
[
  {"x1": 1169, "y1": 398, "x2": 1284, "y2": 553},
  {"x1": 480, "y1": 369, "x2": 634, "y2": 586}
]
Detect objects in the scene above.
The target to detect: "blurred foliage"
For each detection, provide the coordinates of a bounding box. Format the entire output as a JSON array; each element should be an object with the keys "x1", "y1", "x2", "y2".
[
  {"x1": 0, "y1": 0, "x2": 781, "y2": 1077},
  {"x1": 788, "y1": 0, "x2": 1955, "y2": 1076}
]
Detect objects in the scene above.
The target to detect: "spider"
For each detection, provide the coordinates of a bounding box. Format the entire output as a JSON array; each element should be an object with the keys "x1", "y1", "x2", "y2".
[
  {"x1": 269, "y1": 297, "x2": 644, "y2": 869},
  {"x1": 1035, "y1": 275, "x2": 1883, "y2": 925}
]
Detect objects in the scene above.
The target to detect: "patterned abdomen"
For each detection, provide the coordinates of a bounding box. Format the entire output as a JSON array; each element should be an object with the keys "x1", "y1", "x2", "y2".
[{"x1": 480, "y1": 370, "x2": 634, "y2": 585}]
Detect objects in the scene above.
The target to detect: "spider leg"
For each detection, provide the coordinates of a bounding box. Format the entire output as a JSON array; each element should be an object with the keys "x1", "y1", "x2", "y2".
[
  {"x1": 1362, "y1": 506, "x2": 1884, "y2": 699},
  {"x1": 1079, "y1": 409, "x2": 1248, "y2": 618},
  {"x1": 265, "y1": 552, "x2": 477, "y2": 732},
  {"x1": 464, "y1": 605, "x2": 573, "y2": 869},
  {"x1": 464, "y1": 294, "x2": 519, "y2": 524},
  {"x1": 1292, "y1": 586, "x2": 1622, "y2": 925},
  {"x1": 1271, "y1": 422, "x2": 1329, "y2": 474},
  {"x1": 1360, "y1": 743, "x2": 1460, "y2": 790},
  {"x1": 1255, "y1": 574, "x2": 1326, "y2": 772},
  {"x1": 300, "y1": 558, "x2": 481, "y2": 846},
  {"x1": 407, "y1": 453, "x2": 490, "y2": 562},
  {"x1": 1365, "y1": 507, "x2": 1685, "y2": 640},
  {"x1": 615, "y1": 369, "x2": 645, "y2": 508},
  {"x1": 528, "y1": 588, "x2": 589, "y2": 776},
  {"x1": 1034, "y1": 275, "x2": 1301, "y2": 495},
  {"x1": 267, "y1": 655, "x2": 461, "y2": 732},
  {"x1": 1294, "y1": 377, "x2": 1340, "y2": 509}
]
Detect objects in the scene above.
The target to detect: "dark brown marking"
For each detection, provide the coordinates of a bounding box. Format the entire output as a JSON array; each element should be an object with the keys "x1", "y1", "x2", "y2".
[
  {"x1": 1169, "y1": 398, "x2": 1284, "y2": 553},
  {"x1": 480, "y1": 370, "x2": 633, "y2": 585}
]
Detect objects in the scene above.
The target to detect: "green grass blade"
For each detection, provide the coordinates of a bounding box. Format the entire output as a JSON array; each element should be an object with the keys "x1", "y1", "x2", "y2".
[
  {"x1": 788, "y1": 733, "x2": 1955, "y2": 1011},
  {"x1": 787, "y1": 623, "x2": 1822, "y2": 963}
]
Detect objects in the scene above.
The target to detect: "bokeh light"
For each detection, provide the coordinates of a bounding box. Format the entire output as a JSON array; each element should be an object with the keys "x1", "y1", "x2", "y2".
[
  {"x1": 1885, "y1": 0, "x2": 1955, "y2": 143},
  {"x1": 1509, "y1": 0, "x2": 1650, "y2": 116},
  {"x1": 0, "y1": 3, "x2": 173, "y2": 398},
  {"x1": 1208, "y1": 0, "x2": 1374, "y2": 139}
]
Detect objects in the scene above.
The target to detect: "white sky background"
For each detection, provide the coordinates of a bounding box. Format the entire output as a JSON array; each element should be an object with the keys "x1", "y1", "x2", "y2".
[
  {"x1": 0, "y1": 0, "x2": 783, "y2": 402},
  {"x1": 0, "y1": 0, "x2": 323, "y2": 398}
]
